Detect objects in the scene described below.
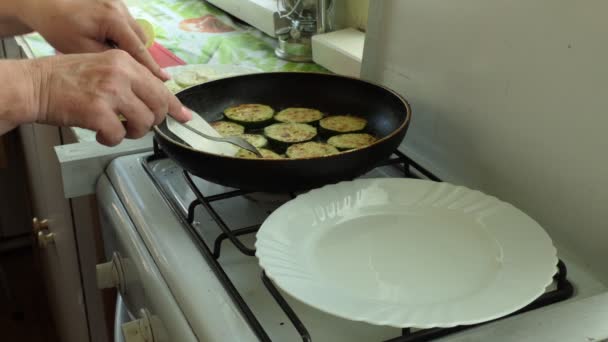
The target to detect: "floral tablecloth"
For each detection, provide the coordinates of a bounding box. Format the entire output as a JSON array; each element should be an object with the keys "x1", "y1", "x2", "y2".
[
  {"x1": 21, "y1": 0, "x2": 327, "y2": 73},
  {"x1": 20, "y1": 0, "x2": 328, "y2": 142}
]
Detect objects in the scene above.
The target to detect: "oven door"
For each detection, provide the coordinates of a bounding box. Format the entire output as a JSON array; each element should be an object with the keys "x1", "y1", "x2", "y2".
[{"x1": 96, "y1": 174, "x2": 198, "y2": 342}]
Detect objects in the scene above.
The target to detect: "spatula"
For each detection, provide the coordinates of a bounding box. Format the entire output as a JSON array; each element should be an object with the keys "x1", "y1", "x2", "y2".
[
  {"x1": 173, "y1": 119, "x2": 262, "y2": 156},
  {"x1": 119, "y1": 113, "x2": 261, "y2": 156}
]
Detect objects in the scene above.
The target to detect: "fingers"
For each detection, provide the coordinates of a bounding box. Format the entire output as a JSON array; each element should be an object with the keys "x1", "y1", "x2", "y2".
[
  {"x1": 91, "y1": 108, "x2": 127, "y2": 147},
  {"x1": 79, "y1": 39, "x2": 110, "y2": 53},
  {"x1": 129, "y1": 17, "x2": 147, "y2": 45},
  {"x1": 177, "y1": 106, "x2": 194, "y2": 122},
  {"x1": 117, "y1": 95, "x2": 156, "y2": 139},
  {"x1": 166, "y1": 92, "x2": 191, "y2": 123},
  {"x1": 114, "y1": 0, "x2": 147, "y2": 45},
  {"x1": 129, "y1": 62, "x2": 190, "y2": 123},
  {"x1": 106, "y1": 19, "x2": 168, "y2": 81},
  {"x1": 59, "y1": 90, "x2": 126, "y2": 147},
  {"x1": 84, "y1": 49, "x2": 190, "y2": 146},
  {"x1": 96, "y1": 128, "x2": 125, "y2": 147}
]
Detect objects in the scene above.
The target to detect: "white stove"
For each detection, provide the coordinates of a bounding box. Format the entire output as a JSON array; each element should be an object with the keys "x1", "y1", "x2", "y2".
[{"x1": 95, "y1": 147, "x2": 608, "y2": 342}]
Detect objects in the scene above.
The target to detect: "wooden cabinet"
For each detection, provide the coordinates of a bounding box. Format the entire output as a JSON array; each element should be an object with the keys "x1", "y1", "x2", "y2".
[
  {"x1": 0, "y1": 37, "x2": 32, "y2": 241},
  {"x1": 3, "y1": 37, "x2": 111, "y2": 342},
  {"x1": 19, "y1": 123, "x2": 90, "y2": 342},
  {"x1": 0, "y1": 130, "x2": 32, "y2": 241},
  {"x1": 18, "y1": 124, "x2": 112, "y2": 342}
]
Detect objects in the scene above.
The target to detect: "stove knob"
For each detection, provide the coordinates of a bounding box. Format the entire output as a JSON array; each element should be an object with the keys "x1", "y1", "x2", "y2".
[
  {"x1": 96, "y1": 252, "x2": 126, "y2": 294},
  {"x1": 121, "y1": 309, "x2": 167, "y2": 342},
  {"x1": 121, "y1": 319, "x2": 150, "y2": 342}
]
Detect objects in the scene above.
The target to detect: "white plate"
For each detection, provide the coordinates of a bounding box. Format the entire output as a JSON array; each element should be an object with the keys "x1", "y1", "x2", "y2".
[{"x1": 255, "y1": 178, "x2": 558, "y2": 328}]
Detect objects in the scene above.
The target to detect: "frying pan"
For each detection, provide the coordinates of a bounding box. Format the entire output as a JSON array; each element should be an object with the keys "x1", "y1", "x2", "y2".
[{"x1": 153, "y1": 72, "x2": 411, "y2": 193}]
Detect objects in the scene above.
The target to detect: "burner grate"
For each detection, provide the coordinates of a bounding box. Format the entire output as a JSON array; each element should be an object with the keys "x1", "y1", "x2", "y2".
[
  {"x1": 387, "y1": 260, "x2": 573, "y2": 341},
  {"x1": 144, "y1": 142, "x2": 573, "y2": 342}
]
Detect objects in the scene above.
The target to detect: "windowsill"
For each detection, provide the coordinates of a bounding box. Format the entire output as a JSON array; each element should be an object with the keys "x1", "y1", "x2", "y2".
[{"x1": 312, "y1": 28, "x2": 365, "y2": 77}]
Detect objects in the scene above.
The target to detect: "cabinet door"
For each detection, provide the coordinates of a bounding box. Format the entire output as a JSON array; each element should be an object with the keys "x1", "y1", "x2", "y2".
[
  {"x1": 0, "y1": 129, "x2": 32, "y2": 239},
  {"x1": 19, "y1": 123, "x2": 90, "y2": 342}
]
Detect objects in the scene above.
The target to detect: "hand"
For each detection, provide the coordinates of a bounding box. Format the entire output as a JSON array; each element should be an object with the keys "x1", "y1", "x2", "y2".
[
  {"x1": 26, "y1": 50, "x2": 191, "y2": 146},
  {"x1": 17, "y1": 0, "x2": 169, "y2": 80}
]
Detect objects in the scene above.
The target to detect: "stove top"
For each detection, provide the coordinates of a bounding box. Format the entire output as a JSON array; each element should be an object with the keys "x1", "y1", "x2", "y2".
[{"x1": 138, "y1": 142, "x2": 574, "y2": 342}]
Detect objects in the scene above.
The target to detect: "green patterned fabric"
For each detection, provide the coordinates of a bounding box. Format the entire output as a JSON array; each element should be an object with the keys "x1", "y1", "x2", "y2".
[{"x1": 21, "y1": 0, "x2": 328, "y2": 72}]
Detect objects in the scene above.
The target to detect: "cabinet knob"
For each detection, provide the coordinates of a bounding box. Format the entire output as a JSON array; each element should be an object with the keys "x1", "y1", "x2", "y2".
[
  {"x1": 32, "y1": 217, "x2": 49, "y2": 232},
  {"x1": 37, "y1": 230, "x2": 55, "y2": 248}
]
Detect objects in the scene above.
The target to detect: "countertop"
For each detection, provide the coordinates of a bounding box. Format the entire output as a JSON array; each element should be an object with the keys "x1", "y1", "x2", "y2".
[{"x1": 17, "y1": 0, "x2": 327, "y2": 143}]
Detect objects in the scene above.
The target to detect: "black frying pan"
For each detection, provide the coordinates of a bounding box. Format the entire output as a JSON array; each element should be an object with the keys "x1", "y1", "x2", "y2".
[{"x1": 153, "y1": 72, "x2": 411, "y2": 193}]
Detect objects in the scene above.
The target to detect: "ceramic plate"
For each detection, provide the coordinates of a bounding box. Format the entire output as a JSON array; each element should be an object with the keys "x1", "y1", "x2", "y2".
[{"x1": 255, "y1": 178, "x2": 557, "y2": 328}]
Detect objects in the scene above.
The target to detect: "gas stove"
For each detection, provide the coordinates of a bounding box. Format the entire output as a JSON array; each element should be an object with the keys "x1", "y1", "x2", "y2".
[{"x1": 96, "y1": 144, "x2": 608, "y2": 342}]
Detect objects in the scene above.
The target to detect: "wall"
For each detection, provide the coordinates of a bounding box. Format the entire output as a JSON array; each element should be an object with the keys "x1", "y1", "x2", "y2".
[
  {"x1": 333, "y1": 0, "x2": 369, "y2": 31},
  {"x1": 362, "y1": 0, "x2": 608, "y2": 283}
]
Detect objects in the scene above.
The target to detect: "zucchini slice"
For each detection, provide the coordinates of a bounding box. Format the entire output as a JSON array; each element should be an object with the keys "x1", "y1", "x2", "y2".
[
  {"x1": 210, "y1": 120, "x2": 245, "y2": 137},
  {"x1": 275, "y1": 107, "x2": 323, "y2": 124},
  {"x1": 263, "y1": 123, "x2": 317, "y2": 153},
  {"x1": 286, "y1": 142, "x2": 340, "y2": 159},
  {"x1": 235, "y1": 148, "x2": 283, "y2": 159},
  {"x1": 238, "y1": 133, "x2": 268, "y2": 148},
  {"x1": 319, "y1": 115, "x2": 367, "y2": 136},
  {"x1": 224, "y1": 104, "x2": 275, "y2": 127},
  {"x1": 174, "y1": 69, "x2": 209, "y2": 88},
  {"x1": 327, "y1": 133, "x2": 377, "y2": 150},
  {"x1": 164, "y1": 79, "x2": 183, "y2": 94}
]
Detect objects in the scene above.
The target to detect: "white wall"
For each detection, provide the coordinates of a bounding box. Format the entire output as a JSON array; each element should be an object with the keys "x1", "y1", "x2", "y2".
[
  {"x1": 333, "y1": 0, "x2": 369, "y2": 31},
  {"x1": 362, "y1": 0, "x2": 608, "y2": 283}
]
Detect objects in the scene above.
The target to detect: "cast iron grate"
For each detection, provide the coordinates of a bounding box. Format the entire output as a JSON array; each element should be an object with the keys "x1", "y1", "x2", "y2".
[{"x1": 144, "y1": 140, "x2": 573, "y2": 342}]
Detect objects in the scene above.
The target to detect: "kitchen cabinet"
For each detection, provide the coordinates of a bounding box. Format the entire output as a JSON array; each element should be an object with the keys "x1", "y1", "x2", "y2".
[
  {"x1": 3, "y1": 37, "x2": 111, "y2": 342},
  {"x1": 0, "y1": 130, "x2": 31, "y2": 241},
  {"x1": 19, "y1": 121, "x2": 90, "y2": 342},
  {"x1": 19, "y1": 125, "x2": 112, "y2": 342},
  {"x1": 0, "y1": 38, "x2": 32, "y2": 241}
]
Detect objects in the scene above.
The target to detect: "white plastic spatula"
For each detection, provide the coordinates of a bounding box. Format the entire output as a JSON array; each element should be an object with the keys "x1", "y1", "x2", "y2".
[{"x1": 166, "y1": 112, "x2": 245, "y2": 156}]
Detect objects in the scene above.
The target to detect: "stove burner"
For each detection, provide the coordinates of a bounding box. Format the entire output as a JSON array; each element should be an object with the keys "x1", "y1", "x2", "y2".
[{"x1": 144, "y1": 143, "x2": 574, "y2": 342}]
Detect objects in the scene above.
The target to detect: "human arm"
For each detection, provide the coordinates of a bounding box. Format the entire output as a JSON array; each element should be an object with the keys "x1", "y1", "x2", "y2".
[
  {"x1": 0, "y1": 51, "x2": 191, "y2": 145},
  {"x1": 0, "y1": 16, "x2": 32, "y2": 38},
  {"x1": 0, "y1": 0, "x2": 32, "y2": 37},
  {"x1": 0, "y1": 60, "x2": 33, "y2": 134},
  {"x1": 0, "y1": 0, "x2": 168, "y2": 80}
]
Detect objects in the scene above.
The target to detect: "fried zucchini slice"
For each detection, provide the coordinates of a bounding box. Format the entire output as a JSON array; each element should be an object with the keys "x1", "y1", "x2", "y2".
[
  {"x1": 319, "y1": 115, "x2": 367, "y2": 136},
  {"x1": 210, "y1": 121, "x2": 245, "y2": 137},
  {"x1": 174, "y1": 69, "x2": 209, "y2": 88},
  {"x1": 286, "y1": 141, "x2": 340, "y2": 158},
  {"x1": 235, "y1": 148, "x2": 283, "y2": 159},
  {"x1": 164, "y1": 79, "x2": 183, "y2": 94},
  {"x1": 237, "y1": 134, "x2": 268, "y2": 148},
  {"x1": 263, "y1": 122, "x2": 317, "y2": 150},
  {"x1": 224, "y1": 104, "x2": 275, "y2": 127},
  {"x1": 327, "y1": 133, "x2": 377, "y2": 150},
  {"x1": 275, "y1": 107, "x2": 323, "y2": 124}
]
